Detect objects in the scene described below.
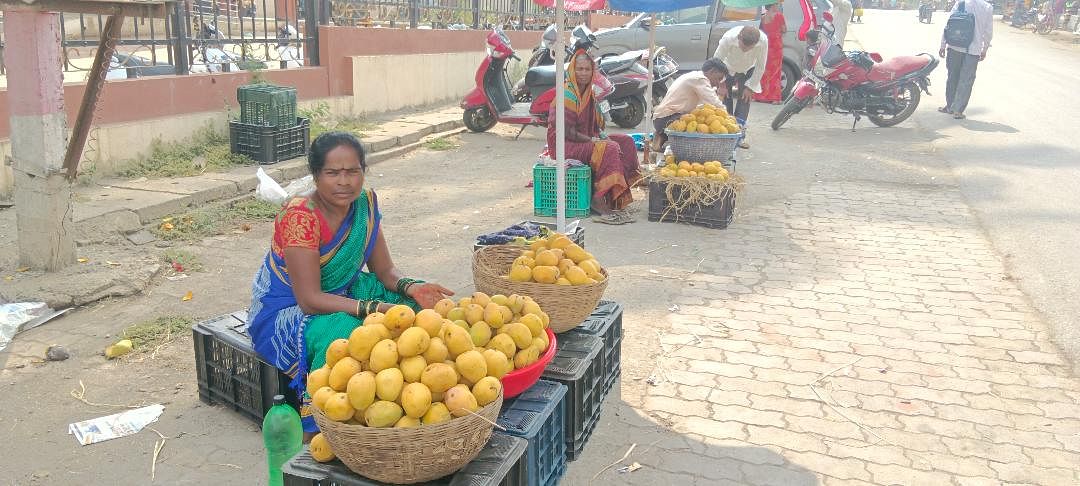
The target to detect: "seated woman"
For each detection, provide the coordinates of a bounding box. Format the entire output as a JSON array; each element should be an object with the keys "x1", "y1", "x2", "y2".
[
  {"x1": 547, "y1": 49, "x2": 642, "y2": 225},
  {"x1": 246, "y1": 131, "x2": 453, "y2": 435}
]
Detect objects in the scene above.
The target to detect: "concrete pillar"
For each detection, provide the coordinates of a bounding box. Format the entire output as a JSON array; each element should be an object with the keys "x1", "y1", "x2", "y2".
[{"x1": 5, "y1": 10, "x2": 76, "y2": 270}]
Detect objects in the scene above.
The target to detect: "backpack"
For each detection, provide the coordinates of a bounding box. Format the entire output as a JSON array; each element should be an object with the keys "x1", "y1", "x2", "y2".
[{"x1": 944, "y1": 1, "x2": 976, "y2": 47}]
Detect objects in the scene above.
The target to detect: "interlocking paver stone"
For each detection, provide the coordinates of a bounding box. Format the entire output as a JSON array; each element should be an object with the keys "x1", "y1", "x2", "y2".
[{"x1": 635, "y1": 182, "x2": 1080, "y2": 485}]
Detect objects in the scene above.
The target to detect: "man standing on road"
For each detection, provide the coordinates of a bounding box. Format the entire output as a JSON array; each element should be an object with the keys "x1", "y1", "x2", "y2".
[
  {"x1": 713, "y1": 26, "x2": 768, "y2": 148},
  {"x1": 650, "y1": 58, "x2": 730, "y2": 152},
  {"x1": 939, "y1": 0, "x2": 993, "y2": 119},
  {"x1": 832, "y1": 0, "x2": 854, "y2": 45}
]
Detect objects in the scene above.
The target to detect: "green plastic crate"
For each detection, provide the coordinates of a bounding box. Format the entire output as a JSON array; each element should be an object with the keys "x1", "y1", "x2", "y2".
[
  {"x1": 532, "y1": 164, "x2": 591, "y2": 217},
  {"x1": 237, "y1": 84, "x2": 297, "y2": 127}
]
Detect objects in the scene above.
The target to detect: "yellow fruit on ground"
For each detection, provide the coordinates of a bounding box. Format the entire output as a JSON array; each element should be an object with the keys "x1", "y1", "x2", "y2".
[
  {"x1": 375, "y1": 368, "x2": 404, "y2": 402},
  {"x1": 310, "y1": 433, "x2": 336, "y2": 462},
  {"x1": 414, "y1": 309, "x2": 444, "y2": 337},
  {"x1": 482, "y1": 349, "x2": 511, "y2": 379},
  {"x1": 364, "y1": 400, "x2": 403, "y2": 428},
  {"x1": 306, "y1": 366, "x2": 331, "y2": 397},
  {"x1": 422, "y1": 337, "x2": 449, "y2": 363},
  {"x1": 443, "y1": 324, "x2": 474, "y2": 358},
  {"x1": 422, "y1": 402, "x2": 452, "y2": 425},
  {"x1": 396, "y1": 327, "x2": 430, "y2": 358},
  {"x1": 556, "y1": 277, "x2": 572, "y2": 286},
  {"x1": 519, "y1": 314, "x2": 544, "y2": 338},
  {"x1": 501, "y1": 322, "x2": 534, "y2": 349},
  {"x1": 470, "y1": 321, "x2": 492, "y2": 347},
  {"x1": 483, "y1": 303, "x2": 506, "y2": 327},
  {"x1": 348, "y1": 325, "x2": 383, "y2": 362},
  {"x1": 509, "y1": 265, "x2": 532, "y2": 282},
  {"x1": 463, "y1": 304, "x2": 485, "y2": 325},
  {"x1": 532, "y1": 266, "x2": 560, "y2": 284},
  {"x1": 394, "y1": 416, "x2": 421, "y2": 428},
  {"x1": 345, "y1": 371, "x2": 377, "y2": 411},
  {"x1": 433, "y1": 299, "x2": 456, "y2": 317},
  {"x1": 362, "y1": 312, "x2": 386, "y2": 328},
  {"x1": 324, "y1": 339, "x2": 350, "y2": 367},
  {"x1": 383, "y1": 305, "x2": 416, "y2": 333},
  {"x1": 323, "y1": 392, "x2": 355, "y2": 421},
  {"x1": 455, "y1": 350, "x2": 488, "y2": 385},
  {"x1": 400, "y1": 382, "x2": 433, "y2": 419},
  {"x1": 368, "y1": 339, "x2": 399, "y2": 373},
  {"x1": 444, "y1": 384, "x2": 480, "y2": 417},
  {"x1": 329, "y1": 357, "x2": 362, "y2": 391},
  {"x1": 312, "y1": 386, "x2": 336, "y2": 411},
  {"x1": 514, "y1": 347, "x2": 540, "y2": 370},
  {"x1": 473, "y1": 377, "x2": 502, "y2": 406},
  {"x1": 676, "y1": 168, "x2": 691, "y2": 177},
  {"x1": 487, "y1": 334, "x2": 517, "y2": 361},
  {"x1": 420, "y1": 362, "x2": 458, "y2": 393},
  {"x1": 399, "y1": 355, "x2": 427, "y2": 383}
]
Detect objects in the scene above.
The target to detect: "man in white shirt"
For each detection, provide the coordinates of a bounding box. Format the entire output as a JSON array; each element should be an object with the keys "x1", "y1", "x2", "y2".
[
  {"x1": 712, "y1": 25, "x2": 768, "y2": 147},
  {"x1": 832, "y1": 0, "x2": 854, "y2": 46},
  {"x1": 651, "y1": 58, "x2": 730, "y2": 151},
  {"x1": 939, "y1": 0, "x2": 993, "y2": 119}
]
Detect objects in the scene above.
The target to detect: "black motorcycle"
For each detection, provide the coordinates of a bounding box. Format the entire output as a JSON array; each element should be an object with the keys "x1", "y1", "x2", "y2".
[{"x1": 919, "y1": 3, "x2": 934, "y2": 22}]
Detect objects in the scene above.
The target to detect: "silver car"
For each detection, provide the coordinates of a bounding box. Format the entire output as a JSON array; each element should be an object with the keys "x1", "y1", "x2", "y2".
[{"x1": 591, "y1": 0, "x2": 833, "y2": 99}]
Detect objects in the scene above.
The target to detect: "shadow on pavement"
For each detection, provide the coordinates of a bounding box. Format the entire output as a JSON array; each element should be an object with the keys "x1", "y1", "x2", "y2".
[{"x1": 956, "y1": 119, "x2": 1020, "y2": 133}]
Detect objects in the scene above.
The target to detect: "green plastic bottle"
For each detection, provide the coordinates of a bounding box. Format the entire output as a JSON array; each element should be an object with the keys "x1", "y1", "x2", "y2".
[{"x1": 262, "y1": 395, "x2": 302, "y2": 486}]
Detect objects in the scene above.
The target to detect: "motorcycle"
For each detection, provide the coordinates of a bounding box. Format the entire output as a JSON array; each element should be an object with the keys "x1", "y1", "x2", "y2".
[
  {"x1": 771, "y1": 13, "x2": 939, "y2": 131},
  {"x1": 1011, "y1": 6, "x2": 1038, "y2": 27},
  {"x1": 1032, "y1": 9, "x2": 1057, "y2": 34},
  {"x1": 918, "y1": 2, "x2": 934, "y2": 23},
  {"x1": 460, "y1": 28, "x2": 617, "y2": 136}
]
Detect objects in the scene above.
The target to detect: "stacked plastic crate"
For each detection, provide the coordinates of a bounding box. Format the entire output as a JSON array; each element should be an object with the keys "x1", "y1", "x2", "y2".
[{"x1": 230, "y1": 84, "x2": 310, "y2": 164}]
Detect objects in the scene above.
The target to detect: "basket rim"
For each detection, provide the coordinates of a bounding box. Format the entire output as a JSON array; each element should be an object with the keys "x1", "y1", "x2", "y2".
[
  {"x1": 668, "y1": 130, "x2": 741, "y2": 139},
  {"x1": 473, "y1": 244, "x2": 610, "y2": 291}
]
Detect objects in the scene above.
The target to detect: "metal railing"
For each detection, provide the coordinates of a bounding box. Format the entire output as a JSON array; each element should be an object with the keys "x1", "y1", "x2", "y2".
[{"x1": 329, "y1": 0, "x2": 626, "y2": 30}]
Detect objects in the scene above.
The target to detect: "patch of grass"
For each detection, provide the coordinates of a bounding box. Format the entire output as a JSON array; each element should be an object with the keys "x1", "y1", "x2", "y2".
[
  {"x1": 119, "y1": 125, "x2": 254, "y2": 179},
  {"x1": 153, "y1": 196, "x2": 281, "y2": 241},
  {"x1": 230, "y1": 197, "x2": 282, "y2": 220},
  {"x1": 163, "y1": 249, "x2": 203, "y2": 273},
  {"x1": 424, "y1": 136, "x2": 461, "y2": 151},
  {"x1": 121, "y1": 315, "x2": 195, "y2": 351}
]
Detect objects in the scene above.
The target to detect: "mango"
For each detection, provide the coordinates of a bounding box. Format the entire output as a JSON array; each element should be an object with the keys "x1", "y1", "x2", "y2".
[
  {"x1": 472, "y1": 377, "x2": 502, "y2": 406},
  {"x1": 483, "y1": 303, "x2": 506, "y2": 327},
  {"x1": 348, "y1": 325, "x2": 384, "y2": 362},
  {"x1": 488, "y1": 334, "x2": 517, "y2": 361},
  {"x1": 455, "y1": 350, "x2": 488, "y2": 385},
  {"x1": 329, "y1": 357, "x2": 362, "y2": 391},
  {"x1": 464, "y1": 304, "x2": 485, "y2": 325},
  {"x1": 375, "y1": 368, "x2": 404, "y2": 402},
  {"x1": 310, "y1": 433, "x2": 336, "y2": 462},
  {"x1": 345, "y1": 371, "x2": 377, "y2": 411},
  {"x1": 399, "y1": 355, "x2": 427, "y2": 383},
  {"x1": 482, "y1": 349, "x2": 511, "y2": 379},
  {"x1": 422, "y1": 337, "x2": 449, "y2": 363},
  {"x1": 501, "y1": 322, "x2": 534, "y2": 349},
  {"x1": 422, "y1": 402, "x2": 452, "y2": 425},
  {"x1": 324, "y1": 339, "x2": 350, "y2": 367},
  {"x1": 433, "y1": 299, "x2": 456, "y2": 317},
  {"x1": 397, "y1": 327, "x2": 430, "y2": 358},
  {"x1": 470, "y1": 321, "x2": 492, "y2": 347},
  {"x1": 519, "y1": 314, "x2": 544, "y2": 338},
  {"x1": 532, "y1": 266, "x2": 560, "y2": 284},
  {"x1": 414, "y1": 309, "x2": 444, "y2": 337},
  {"x1": 444, "y1": 384, "x2": 480, "y2": 417},
  {"x1": 306, "y1": 366, "x2": 331, "y2": 397},
  {"x1": 400, "y1": 382, "x2": 433, "y2": 419},
  {"x1": 364, "y1": 400, "x2": 403, "y2": 428},
  {"x1": 421, "y1": 362, "x2": 458, "y2": 393},
  {"x1": 323, "y1": 392, "x2": 355, "y2": 421},
  {"x1": 383, "y1": 305, "x2": 416, "y2": 333},
  {"x1": 471, "y1": 292, "x2": 492, "y2": 308},
  {"x1": 368, "y1": 339, "x2": 399, "y2": 373},
  {"x1": 443, "y1": 324, "x2": 474, "y2": 359},
  {"x1": 394, "y1": 416, "x2": 421, "y2": 428},
  {"x1": 312, "y1": 386, "x2": 337, "y2": 411}
]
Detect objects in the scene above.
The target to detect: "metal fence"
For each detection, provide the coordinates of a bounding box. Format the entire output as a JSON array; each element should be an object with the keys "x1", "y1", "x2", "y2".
[{"x1": 328, "y1": 0, "x2": 625, "y2": 30}]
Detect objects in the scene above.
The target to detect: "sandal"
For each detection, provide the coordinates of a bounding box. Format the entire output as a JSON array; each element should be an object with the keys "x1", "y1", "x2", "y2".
[
  {"x1": 953, "y1": 112, "x2": 966, "y2": 119},
  {"x1": 612, "y1": 210, "x2": 636, "y2": 223},
  {"x1": 592, "y1": 213, "x2": 628, "y2": 225},
  {"x1": 938, "y1": 106, "x2": 952, "y2": 114}
]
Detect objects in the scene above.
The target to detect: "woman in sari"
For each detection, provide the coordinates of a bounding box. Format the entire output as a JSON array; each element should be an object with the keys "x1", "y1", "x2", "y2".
[
  {"x1": 754, "y1": 3, "x2": 787, "y2": 104},
  {"x1": 547, "y1": 49, "x2": 641, "y2": 225},
  {"x1": 247, "y1": 131, "x2": 453, "y2": 435}
]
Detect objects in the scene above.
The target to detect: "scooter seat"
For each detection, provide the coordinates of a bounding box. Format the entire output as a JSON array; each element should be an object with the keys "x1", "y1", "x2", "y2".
[
  {"x1": 525, "y1": 65, "x2": 557, "y2": 88},
  {"x1": 599, "y1": 52, "x2": 640, "y2": 74},
  {"x1": 867, "y1": 55, "x2": 931, "y2": 83}
]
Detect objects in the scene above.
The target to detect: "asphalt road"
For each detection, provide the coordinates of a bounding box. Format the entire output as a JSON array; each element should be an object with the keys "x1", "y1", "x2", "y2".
[{"x1": 850, "y1": 10, "x2": 1080, "y2": 367}]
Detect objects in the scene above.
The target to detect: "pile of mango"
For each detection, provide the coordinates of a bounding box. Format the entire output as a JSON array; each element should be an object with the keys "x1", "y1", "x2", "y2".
[
  {"x1": 506, "y1": 232, "x2": 605, "y2": 285},
  {"x1": 658, "y1": 155, "x2": 731, "y2": 182},
  {"x1": 305, "y1": 293, "x2": 552, "y2": 462},
  {"x1": 666, "y1": 104, "x2": 741, "y2": 135}
]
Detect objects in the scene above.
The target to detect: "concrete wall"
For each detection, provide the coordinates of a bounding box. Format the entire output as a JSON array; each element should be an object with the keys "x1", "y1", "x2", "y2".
[{"x1": 350, "y1": 52, "x2": 486, "y2": 114}]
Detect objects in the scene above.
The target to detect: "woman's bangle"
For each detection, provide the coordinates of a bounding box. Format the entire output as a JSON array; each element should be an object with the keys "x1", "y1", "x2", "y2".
[
  {"x1": 355, "y1": 299, "x2": 362, "y2": 317},
  {"x1": 395, "y1": 277, "x2": 424, "y2": 295},
  {"x1": 367, "y1": 300, "x2": 379, "y2": 315}
]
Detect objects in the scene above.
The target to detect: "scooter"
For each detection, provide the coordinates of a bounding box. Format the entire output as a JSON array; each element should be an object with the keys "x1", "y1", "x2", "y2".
[
  {"x1": 460, "y1": 28, "x2": 615, "y2": 135},
  {"x1": 771, "y1": 12, "x2": 939, "y2": 131}
]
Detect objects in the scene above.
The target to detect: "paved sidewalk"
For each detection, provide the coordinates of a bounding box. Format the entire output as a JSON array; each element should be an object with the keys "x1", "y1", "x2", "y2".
[{"x1": 632, "y1": 181, "x2": 1080, "y2": 485}]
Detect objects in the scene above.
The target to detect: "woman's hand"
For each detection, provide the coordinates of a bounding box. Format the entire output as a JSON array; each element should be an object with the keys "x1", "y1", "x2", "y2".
[{"x1": 407, "y1": 283, "x2": 455, "y2": 309}]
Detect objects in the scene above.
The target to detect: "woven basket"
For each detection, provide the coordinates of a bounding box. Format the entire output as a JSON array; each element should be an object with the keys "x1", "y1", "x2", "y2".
[
  {"x1": 668, "y1": 130, "x2": 741, "y2": 163},
  {"x1": 472, "y1": 245, "x2": 607, "y2": 333},
  {"x1": 311, "y1": 392, "x2": 503, "y2": 484}
]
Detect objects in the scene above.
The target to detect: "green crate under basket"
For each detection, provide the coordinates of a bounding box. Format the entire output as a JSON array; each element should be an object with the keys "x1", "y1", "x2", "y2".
[
  {"x1": 533, "y1": 164, "x2": 591, "y2": 218},
  {"x1": 237, "y1": 84, "x2": 297, "y2": 127}
]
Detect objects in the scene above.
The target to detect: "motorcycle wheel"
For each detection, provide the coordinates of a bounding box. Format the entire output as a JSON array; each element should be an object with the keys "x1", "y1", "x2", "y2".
[
  {"x1": 868, "y1": 83, "x2": 921, "y2": 127},
  {"x1": 611, "y1": 96, "x2": 646, "y2": 129},
  {"x1": 463, "y1": 106, "x2": 497, "y2": 132},
  {"x1": 780, "y1": 63, "x2": 800, "y2": 100},
  {"x1": 771, "y1": 97, "x2": 808, "y2": 130}
]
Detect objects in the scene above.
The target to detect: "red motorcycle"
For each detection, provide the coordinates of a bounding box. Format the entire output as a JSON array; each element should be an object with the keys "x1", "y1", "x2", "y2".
[{"x1": 771, "y1": 14, "x2": 940, "y2": 131}]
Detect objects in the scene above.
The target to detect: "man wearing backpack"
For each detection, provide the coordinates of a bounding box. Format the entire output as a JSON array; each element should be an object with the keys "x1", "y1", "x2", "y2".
[{"x1": 939, "y1": 0, "x2": 994, "y2": 119}]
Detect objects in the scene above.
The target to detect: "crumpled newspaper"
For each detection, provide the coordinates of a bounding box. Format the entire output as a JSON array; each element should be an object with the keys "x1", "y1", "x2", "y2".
[{"x1": 68, "y1": 404, "x2": 165, "y2": 446}]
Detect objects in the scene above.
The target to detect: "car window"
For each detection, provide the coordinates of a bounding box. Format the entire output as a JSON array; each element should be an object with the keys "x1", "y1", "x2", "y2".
[
  {"x1": 655, "y1": 6, "x2": 710, "y2": 25},
  {"x1": 719, "y1": 5, "x2": 760, "y2": 21}
]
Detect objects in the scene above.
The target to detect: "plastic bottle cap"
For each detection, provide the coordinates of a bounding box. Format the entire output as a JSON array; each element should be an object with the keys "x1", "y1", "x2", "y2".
[{"x1": 273, "y1": 394, "x2": 286, "y2": 406}]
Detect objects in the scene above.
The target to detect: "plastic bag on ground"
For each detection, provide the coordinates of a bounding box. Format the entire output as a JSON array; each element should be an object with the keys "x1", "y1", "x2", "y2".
[{"x1": 255, "y1": 167, "x2": 288, "y2": 204}]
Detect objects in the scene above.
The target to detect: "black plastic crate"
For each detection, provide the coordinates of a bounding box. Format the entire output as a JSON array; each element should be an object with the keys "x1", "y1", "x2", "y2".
[
  {"x1": 540, "y1": 333, "x2": 605, "y2": 462},
  {"x1": 647, "y1": 180, "x2": 736, "y2": 229},
  {"x1": 192, "y1": 311, "x2": 297, "y2": 425},
  {"x1": 496, "y1": 380, "x2": 567, "y2": 486},
  {"x1": 567, "y1": 300, "x2": 623, "y2": 399},
  {"x1": 238, "y1": 84, "x2": 298, "y2": 127},
  {"x1": 282, "y1": 433, "x2": 528, "y2": 486},
  {"x1": 230, "y1": 117, "x2": 310, "y2": 164},
  {"x1": 473, "y1": 221, "x2": 586, "y2": 252}
]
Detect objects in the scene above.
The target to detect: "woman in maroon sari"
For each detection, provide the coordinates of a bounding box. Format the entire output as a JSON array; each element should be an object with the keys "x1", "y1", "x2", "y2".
[
  {"x1": 754, "y1": 3, "x2": 787, "y2": 104},
  {"x1": 547, "y1": 49, "x2": 641, "y2": 225}
]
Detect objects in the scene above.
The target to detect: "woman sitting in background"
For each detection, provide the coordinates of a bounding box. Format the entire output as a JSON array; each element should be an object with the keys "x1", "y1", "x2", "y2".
[{"x1": 547, "y1": 49, "x2": 641, "y2": 225}]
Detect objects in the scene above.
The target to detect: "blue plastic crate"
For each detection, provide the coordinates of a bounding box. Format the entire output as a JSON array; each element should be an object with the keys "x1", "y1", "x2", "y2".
[
  {"x1": 495, "y1": 380, "x2": 567, "y2": 486},
  {"x1": 541, "y1": 333, "x2": 605, "y2": 462},
  {"x1": 567, "y1": 301, "x2": 623, "y2": 399}
]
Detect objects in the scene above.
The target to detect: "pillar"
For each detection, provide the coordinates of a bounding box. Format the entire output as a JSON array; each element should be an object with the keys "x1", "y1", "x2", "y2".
[{"x1": 5, "y1": 10, "x2": 76, "y2": 270}]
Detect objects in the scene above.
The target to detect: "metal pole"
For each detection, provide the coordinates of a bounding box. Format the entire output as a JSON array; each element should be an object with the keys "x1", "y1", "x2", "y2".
[
  {"x1": 645, "y1": 12, "x2": 655, "y2": 157},
  {"x1": 63, "y1": 13, "x2": 125, "y2": 181},
  {"x1": 554, "y1": 0, "x2": 565, "y2": 232},
  {"x1": 172, "y1": 2, "x2": 190, "y2": 74}
]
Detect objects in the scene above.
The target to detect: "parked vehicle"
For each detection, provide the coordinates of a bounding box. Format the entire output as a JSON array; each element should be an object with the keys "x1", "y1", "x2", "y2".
[
  {"x1": 919, "y1": 2, "x2": 935, "y2": 22},
  {"x1": 588, "y1": 0, "x2": 832, "y2": 99},
  {"x1": 771, "y1": 14, "x2": 939, "y2": 130},
  {"x1": 1011, "y1": 6, "x2": 1038, "y2": 27},
  {"x1": 1032, "y1": 8, "x2": 1057, "y2": 33},
  {"x1": 460, "y1": 29, "x2": 617, "y2": 135}
]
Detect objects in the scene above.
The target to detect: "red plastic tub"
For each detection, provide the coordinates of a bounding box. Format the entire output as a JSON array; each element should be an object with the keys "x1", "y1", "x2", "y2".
[{"x1": 501, "y1": 328, "x2": 557, "y2": 399}]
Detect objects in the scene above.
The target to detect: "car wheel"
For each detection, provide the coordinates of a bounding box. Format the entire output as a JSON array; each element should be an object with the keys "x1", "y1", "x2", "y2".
[{"x1": 781, "y1": 62, "x2": 800, "y2": 100}]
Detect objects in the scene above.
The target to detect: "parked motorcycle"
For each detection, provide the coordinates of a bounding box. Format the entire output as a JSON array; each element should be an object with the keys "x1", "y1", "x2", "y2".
[
  {"x1": 771, "y1": 13, "x2": 939, "y2": 131},
  {"x1": 1011, "y1": 6, "x2": 1038, "y2": 27},
  {"x1": 918, "y1": 2, "x2": 934, "y2": 23},
  {"x1": 1032, "y1": 9, "x2": 1057, "y2": 34}
]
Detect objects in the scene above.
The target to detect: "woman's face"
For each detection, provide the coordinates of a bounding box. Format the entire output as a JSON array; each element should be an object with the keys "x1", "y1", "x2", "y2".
[
  {"x1": 574, "y1": 56, "x2": 594, "y2": 88},
  {"x1": 314, "y1": 145, "x2": 365, "y2": 209}
]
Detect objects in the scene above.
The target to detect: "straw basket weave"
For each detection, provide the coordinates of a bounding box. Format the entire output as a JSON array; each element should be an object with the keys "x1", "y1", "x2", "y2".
[
  {"x1": 668, "y1": 130, "x2": 741, "y2": 163},
  {"x1": 472, "y1": 245, "x2": 608, "y2": 333},
  {"x1": 311, "y1": 391, "x2": 503, "y2": 484}
]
